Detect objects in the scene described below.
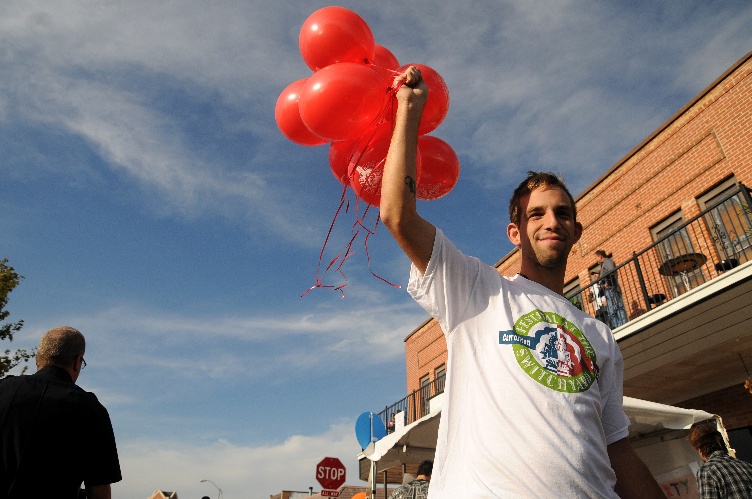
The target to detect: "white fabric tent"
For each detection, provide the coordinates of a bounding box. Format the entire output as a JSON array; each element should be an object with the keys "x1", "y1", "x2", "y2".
[{"x1": 359, "y1": 395, "x2": 724, "y2": 480}]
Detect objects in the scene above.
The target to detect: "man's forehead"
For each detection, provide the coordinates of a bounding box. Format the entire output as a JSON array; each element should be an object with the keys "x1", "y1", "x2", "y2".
[{"x1": 522, "y1": 186, "x2": 573, "y2": 210}]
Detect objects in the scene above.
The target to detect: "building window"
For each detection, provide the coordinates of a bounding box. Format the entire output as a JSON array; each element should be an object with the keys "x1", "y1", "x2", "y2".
[
  {"x1": 435, "y1": 365, "x2": 446, "y2": 394},
  {"x1": 728, "y1": 426, "x2": 752, "y2": 463},
  {"x1": 419, "y1": 375, "x2": 431, "y2": 417},
  {"x1": 651, "y1": 211, "x2": 706, "y2": 296},
  {"x1": 564, "y1": 278, "x2": 583, "y2": 310},
  {"x1": 697, "y1": 176, "x2": 752, "y2": 268}
]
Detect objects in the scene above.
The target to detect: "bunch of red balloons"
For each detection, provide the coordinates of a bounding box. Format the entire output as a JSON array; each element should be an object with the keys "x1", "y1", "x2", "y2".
[{"x1": 275, "y1": 6, "x2": 460, "y2": 206}]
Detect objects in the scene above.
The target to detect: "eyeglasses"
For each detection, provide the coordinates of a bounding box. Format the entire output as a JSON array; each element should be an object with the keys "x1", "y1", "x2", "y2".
[{"x1": 81, "y1": 357, "x2": 87, "y2": 369}]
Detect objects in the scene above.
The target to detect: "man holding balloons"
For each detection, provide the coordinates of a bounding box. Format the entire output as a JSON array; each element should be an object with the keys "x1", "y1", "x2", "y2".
[{"x1": 380, "y1": 68, "x2": 663, "y2": 498}]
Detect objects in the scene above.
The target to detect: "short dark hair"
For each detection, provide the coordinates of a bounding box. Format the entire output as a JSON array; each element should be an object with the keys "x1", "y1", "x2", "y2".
[
  {"x1": 417, "y1": 460, "x2": 433, "y2": 477},
  {"x1": 509, "y1": 171, "x2": 577, "y2": 225},
  {"x1": 37, "y1": 326, "x2": 86, "y2": 369},
  {"x1": 689, "y1": 423, "x2": 727, "y2": 457}
]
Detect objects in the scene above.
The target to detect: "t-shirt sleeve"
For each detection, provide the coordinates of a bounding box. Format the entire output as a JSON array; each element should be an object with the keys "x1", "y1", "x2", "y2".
[
  {"x1": 600, "y1": 339, "x2": 631, "y2": 445},
  {"x1": 407, "y1": 229, "x2": 487, "y2": 335},
  {"x1": 83, "y1": 395, "x2": 122, "y2": 486}
]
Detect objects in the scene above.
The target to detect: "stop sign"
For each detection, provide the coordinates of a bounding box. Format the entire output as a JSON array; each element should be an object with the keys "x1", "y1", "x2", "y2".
[{"x1": 316, "y1": 456, "x2": 346, "y2": 490}]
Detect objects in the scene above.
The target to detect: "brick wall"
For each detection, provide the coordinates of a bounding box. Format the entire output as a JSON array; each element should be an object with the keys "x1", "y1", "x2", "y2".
[
  {"x1": 677, "y1": 384, "x2": 752, "y2": 429},
  {"x1": 405, "y1": 320, "x2": 446, "y2": 399},
  {"x1": 403, "y1": 52, "x2": 752, "y2": 429}
]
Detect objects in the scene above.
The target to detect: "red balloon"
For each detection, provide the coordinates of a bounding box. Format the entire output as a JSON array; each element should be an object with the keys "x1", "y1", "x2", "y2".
[
  {"x1": 396, "y1": 63, "x2": 450, "y2": 135},
  {"x1": 274, "y1": 79, "x2": 327, "y2": 146},
  {"x1": 374, "y1": 45, "x2": 399, "y2": 70},
  {"x1": 299, "y1": 6, "x2": 375, "y2": 71},
  {"x1": 371, "y1": 44, "x2": 400, "y2": 84},
  {"x1": 417, "y1": 136, "x2": 460, "y2": 200},
  {"x1": 349, "y1": 123, "x2": 421, "y2": 206},
  {"x1": 299, "y1": 62, "x2": 389, "y2": 142},
  {"x1": 328, "y1": 140, "x2": 356, "y2": 185}
]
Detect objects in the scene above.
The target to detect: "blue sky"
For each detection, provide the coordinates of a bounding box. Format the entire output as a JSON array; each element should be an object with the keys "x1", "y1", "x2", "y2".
[{"x1": 2, "y1": 1, "x2": 751, "y2": 497}]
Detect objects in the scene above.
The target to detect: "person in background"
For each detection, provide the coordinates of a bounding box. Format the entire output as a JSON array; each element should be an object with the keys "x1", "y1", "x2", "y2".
[
  {"x1": 379, "y1": 66, "x2": 663, "y2": 498},
  {"x1": 0, "y1": 326, "x2": 121, "y2": 499},
  {"x1": 596, "y1": 250, "x2": 617, "y2": 286},
  {"x1": 689, "y1": 423, "x2": 752, "y2": 498},
  {"x1": 388, "y1": 460, "x2": 432, "y2": 499},
  {"x1": 590, "y1": 270, "x2": 611, "y2": 327},
  {"x1": 596, "y1": 249, "x2": 627, "y2": 328}
]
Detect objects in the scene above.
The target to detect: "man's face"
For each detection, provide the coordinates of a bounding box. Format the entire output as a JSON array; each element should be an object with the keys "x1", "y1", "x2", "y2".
[{"x1": 508, "y1": 186, "x2": 582, "y2": 270}]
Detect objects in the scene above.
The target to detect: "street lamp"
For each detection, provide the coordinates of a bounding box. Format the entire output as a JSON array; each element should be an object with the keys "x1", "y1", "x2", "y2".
[{"x1": 200, "y1": 478, "x2": 223, "y2": 499}]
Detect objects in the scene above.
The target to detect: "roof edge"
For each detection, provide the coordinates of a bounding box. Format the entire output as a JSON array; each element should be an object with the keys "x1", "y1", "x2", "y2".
[{"x1": 576, "y1": 50, "x2": 752, "y2": 203}]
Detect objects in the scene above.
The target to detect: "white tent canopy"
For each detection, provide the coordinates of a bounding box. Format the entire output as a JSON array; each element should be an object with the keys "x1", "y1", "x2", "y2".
[
  {"x1": 359, "y1": 395, "x2": 723, "y2": 480},
  {"x1": 361, "y1": 410, "x2": 441, "y2": 469},
  {"x1": 623, "y1": 396, "x2": 717, "y2": 438}
]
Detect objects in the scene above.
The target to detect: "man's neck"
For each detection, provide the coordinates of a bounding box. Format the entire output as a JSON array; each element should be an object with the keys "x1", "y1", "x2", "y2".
[
  {"x1": 518, "y1": 266, "x2": 565, "y2": 295},
  {"x1": 37, "y1": 363, "x2": 77, "y2": 383}
]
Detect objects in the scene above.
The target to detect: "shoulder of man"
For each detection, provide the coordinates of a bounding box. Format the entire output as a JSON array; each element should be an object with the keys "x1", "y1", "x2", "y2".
[
  {"x1": 388, "y1": 483, "x2": 409, "y2": 499},
  {"x1": 0, "y1": 374, "x2": 19, "y2": 385},
  {"x1": 31, "y1": 372, "x2": 110, "y2": 414},
  {"x1": 700, "y1": 451, "x2": 731, "y2": 473}
]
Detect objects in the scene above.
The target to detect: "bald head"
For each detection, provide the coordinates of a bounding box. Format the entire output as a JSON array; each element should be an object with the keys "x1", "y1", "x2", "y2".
[{"x1": 37, "y1": 326, "x2": 86, "y2": 370}]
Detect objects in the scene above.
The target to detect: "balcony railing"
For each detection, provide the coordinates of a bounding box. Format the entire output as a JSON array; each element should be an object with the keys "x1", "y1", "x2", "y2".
[
  {"x1": 379, "y1": 374, "x2": 445, "y2": 431},
  {"x1": 378, "y1": 183, "x2": 752, "y2": 430},
  {"x1": 567, "y1": 183, "x2": 752, "y2": 329}
]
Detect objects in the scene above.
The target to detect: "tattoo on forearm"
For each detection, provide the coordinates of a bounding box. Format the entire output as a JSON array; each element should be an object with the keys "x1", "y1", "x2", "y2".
[{"x1": 405, "y1": 176, "x2": 416, "y2": 196}]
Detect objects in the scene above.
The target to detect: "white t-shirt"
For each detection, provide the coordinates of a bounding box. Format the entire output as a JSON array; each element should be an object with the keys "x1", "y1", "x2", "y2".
[{"x1": 407, "y1": 229, "x2": 630, "y2": 498}]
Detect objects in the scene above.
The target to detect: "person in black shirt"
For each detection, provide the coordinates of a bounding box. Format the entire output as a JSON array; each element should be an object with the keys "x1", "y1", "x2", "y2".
[{"x1": 0, "y1": 326, "x2": 121, "y2": 499}]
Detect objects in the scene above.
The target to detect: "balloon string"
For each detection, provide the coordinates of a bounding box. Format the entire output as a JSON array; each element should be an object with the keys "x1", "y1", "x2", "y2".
[
  {"x1": 301, "y1": 189, "x2": 349, "y2": 298},
  {"x1": 302, "y1": 82, "x2": 403, "y2": 298},
  {"x1": 364, "y1": 216, "x2": 401, "y2": 289}
]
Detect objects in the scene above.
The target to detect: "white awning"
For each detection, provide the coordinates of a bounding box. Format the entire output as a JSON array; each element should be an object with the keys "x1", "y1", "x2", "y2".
[
  {"x1": 623, "y1": 396, "x2": 717, "y2": 437},
  {"x1": 359, "y1": 396, "x2": 720, "y2": 471},
  {"x1": 359, "y1": 410, "x2": 441, "y2": 471}
]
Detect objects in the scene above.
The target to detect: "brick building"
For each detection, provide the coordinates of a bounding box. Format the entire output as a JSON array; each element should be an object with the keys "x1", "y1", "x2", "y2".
[{"x1": 360, "y1": 50, "x2": 752, "y2": 485}]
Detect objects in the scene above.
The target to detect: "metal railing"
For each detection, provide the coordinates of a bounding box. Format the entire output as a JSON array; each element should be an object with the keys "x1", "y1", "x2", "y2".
[
  {"x1": 567, "y1": 183, "x2": 752, "y2": 329},
  {"x1": 377, "y1": 183, "x2": 752, "y2": 429},
  {"x1": 379, "y1": 374, "x2": 446, "y2": 431}
]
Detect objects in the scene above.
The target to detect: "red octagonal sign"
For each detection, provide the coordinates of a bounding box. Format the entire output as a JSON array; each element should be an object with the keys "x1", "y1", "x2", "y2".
[{"x1": 316, "y1": 456, "x2": 346, "y2": 490}]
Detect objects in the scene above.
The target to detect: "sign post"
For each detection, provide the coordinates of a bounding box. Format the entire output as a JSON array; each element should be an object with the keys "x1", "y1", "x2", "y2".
[{"x1": 316, "y1": 456, "x2": 346, "y2": 497}]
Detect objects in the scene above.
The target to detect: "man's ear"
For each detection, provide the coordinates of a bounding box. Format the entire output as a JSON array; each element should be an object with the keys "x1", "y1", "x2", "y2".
[
  {"x1": 72, "y1": 355, "x2": 82, "y2": 374},
  {"x1": 507, "y1": 223, "x2": 521, "y2": 247},
  {"x1": 574, "y1": 221, "x2": 583, "y2": 243}
]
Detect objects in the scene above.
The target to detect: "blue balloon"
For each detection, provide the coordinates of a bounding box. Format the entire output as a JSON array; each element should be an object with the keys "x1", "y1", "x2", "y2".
[{"x1": 355, "y1": 411, "x2": 387, "y2": 450}]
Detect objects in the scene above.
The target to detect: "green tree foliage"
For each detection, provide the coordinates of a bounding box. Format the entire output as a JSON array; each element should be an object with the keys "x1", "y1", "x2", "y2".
[{"x1": 1, "y1": 258, "x2": 35, "y2": 377}]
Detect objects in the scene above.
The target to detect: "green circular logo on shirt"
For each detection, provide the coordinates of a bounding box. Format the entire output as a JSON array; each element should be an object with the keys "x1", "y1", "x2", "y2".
[{"x1": 500, "y1": 309, "x2": 599, "y2": 393}]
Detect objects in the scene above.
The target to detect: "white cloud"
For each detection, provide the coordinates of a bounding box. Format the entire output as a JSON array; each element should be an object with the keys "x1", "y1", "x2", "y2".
[
  {"x1": 42, "y1": 296, "x2": 423, "y2": 380},
  {"x1": 115, "y1": 420, "x2": 364, "y2": 499},
  {"x1": 0, "y1": 0, "x2": 330, "y2": 245}
]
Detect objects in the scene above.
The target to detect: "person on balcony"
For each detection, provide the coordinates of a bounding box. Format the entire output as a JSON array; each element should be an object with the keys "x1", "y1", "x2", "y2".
[
  {"x1": 590, "y1": 270, "x2": 611, "y2": 327},
  {"x1": 380, "y1": 66, "x2": 663, "y2": 498},
  {"x1": 387, "y1": 413, "x2": 396, "y2": 433},
  {"x1": 596, "y1": 249, "x2": 627, "y2": 328}
]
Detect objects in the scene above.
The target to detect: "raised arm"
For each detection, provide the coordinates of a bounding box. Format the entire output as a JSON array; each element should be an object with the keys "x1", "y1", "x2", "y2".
[{"x1": 380, "y1": 67, "x2": 437, "y2": 274}]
